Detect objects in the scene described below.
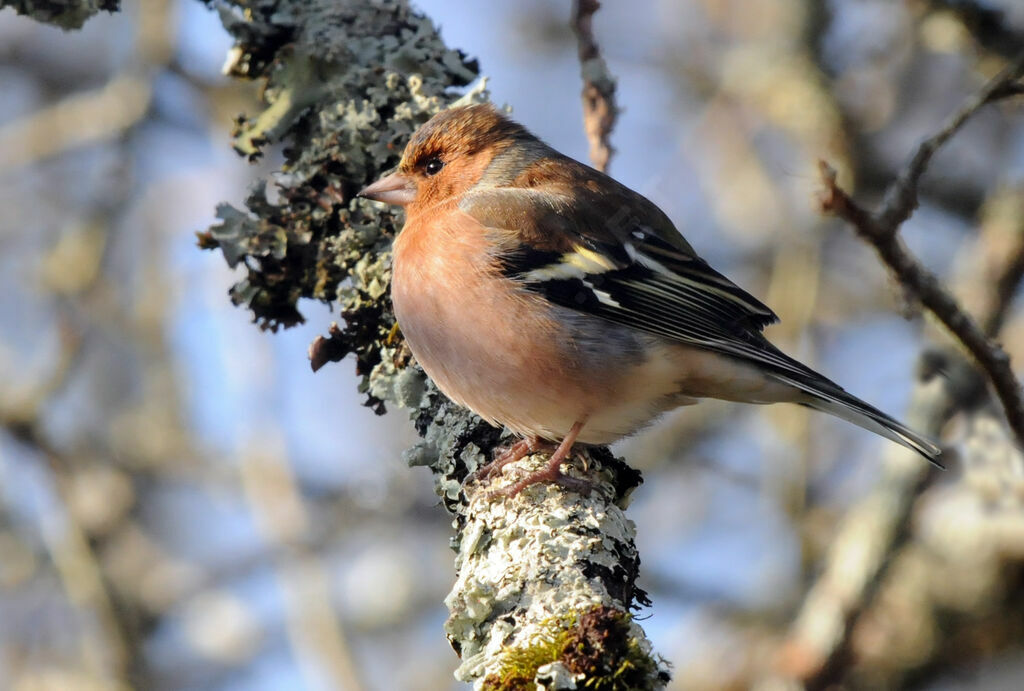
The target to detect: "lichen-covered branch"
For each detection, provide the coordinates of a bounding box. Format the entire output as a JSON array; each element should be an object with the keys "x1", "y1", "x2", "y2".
[
  {"x1": 818, "y1": 51, "x2": 1024, "y2": 450},
  {"x1": 198, "y1": 1, "x2": 666, "y2": 687},
  {"x1": 0, "y1": 0, "x2": 119, "y2": 29}
]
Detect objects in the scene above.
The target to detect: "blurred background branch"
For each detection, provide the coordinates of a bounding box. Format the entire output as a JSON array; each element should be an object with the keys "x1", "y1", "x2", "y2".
[
  {"x1": 820, "y1": 50, "x2": 1024, "y2": 448},
  {"x1": 571, "y1": 0, "x2": 618, "y2": 172},
  {"x1": 0, "y1": 74, "x2": 151, "y2": 173}
]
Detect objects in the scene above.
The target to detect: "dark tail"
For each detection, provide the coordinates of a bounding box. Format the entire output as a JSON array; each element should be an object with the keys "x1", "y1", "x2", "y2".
[{"x1": 767, "y1": 367, "x2": 943, "y2": 468}]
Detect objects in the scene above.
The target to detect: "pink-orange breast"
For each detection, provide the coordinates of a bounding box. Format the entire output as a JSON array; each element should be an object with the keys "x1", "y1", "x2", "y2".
[
  {"x1": 389, "y1": 205, "x2": 789, "y2": 444},
  {"x1": 391, "y1": 207, "x2": 595, "y2": 439}
]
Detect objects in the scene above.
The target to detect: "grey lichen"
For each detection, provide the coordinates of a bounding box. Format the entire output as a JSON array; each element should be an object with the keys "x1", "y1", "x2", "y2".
[
  {"x1": 198, "y1": 0, "x2": 478, "y2": 336},
  {"x1": 199, "y1": 0, "x2": 667, "y2": 687},
  {"x1": 0, "y1": 0, "x2": 118, "y2": 29},
  {"x1": 449, "y1": 456, "x2": 665, "y2": 688}
]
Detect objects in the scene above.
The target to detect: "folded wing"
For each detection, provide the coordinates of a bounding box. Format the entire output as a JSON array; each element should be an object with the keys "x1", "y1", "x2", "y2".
[{"x1": 458, "y1": 165, "x2": 942, "y2": 464}]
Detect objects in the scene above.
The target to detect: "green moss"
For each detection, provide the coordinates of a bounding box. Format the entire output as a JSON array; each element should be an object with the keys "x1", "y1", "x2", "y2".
[
  {"x1": 483, "y1": 607, "x2": 669, "y2": 691},
  {"x1": 483, "y1": 623, "x2": 572, "y2": 690}
]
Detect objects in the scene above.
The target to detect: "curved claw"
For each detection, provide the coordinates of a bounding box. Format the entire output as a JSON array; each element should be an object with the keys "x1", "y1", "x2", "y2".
[
  {"x1": 468, "y1": 436, "x2": 548, "y2": 484},
  {"x1": 492, "y1": 459, "x2": 595, "y2": 498},
  {"x1": 487, "y1": 421, "x2": 592, "y2": 498}
]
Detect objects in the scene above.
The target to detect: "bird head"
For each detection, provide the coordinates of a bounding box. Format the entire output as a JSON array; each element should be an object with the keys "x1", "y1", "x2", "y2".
[{"x1": 357, "y1": 104, "x2": 533, "y2": 209}]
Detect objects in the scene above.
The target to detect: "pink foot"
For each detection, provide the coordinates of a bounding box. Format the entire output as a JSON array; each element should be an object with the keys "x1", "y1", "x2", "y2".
[
  {"x1": 493, "y1": 456, "x2": 595, "y2": 497},
  {"x1": 469, "y1": 436, "x2": 550, "y2": 483},
  {"x1": 489, "y1": 421, "x2": 594, "y2": 497}
]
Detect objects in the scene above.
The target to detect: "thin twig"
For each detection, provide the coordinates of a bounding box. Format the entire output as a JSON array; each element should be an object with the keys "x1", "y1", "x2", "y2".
[
  {"x1": 877, "y1": 51, "x2": 1024, "y2": 229},
  {"x1": 818, "y1": 51, "x2": 1024, "y2": 450},
  {"x1": 571, "y1": 0, "x2": 618, "y2": 172}
]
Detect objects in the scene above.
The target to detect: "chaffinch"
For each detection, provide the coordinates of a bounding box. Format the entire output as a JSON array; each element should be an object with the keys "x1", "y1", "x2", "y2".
[{"x1": 359, "y1": 104, "x2": 941, "y2": 494}]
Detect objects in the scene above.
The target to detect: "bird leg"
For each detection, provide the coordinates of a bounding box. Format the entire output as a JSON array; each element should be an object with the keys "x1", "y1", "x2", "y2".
[
  {"x1": 470, "y1": 435, "x2": 551, "y2": 482},
  {"x1": 495, "y1": 421, "x2": 593, "y2": 497}
]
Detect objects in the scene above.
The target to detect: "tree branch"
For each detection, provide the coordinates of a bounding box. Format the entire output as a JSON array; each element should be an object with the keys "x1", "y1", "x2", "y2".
[
  {"x1": 571, "y1": 0, "x2": 618, "y2": 172},
  {"x1": 780, "y1": 50, "x2": 1024, "y2": 688},
  {"x1": 876, "y1": 52, "x2": 1024, "y2": 230},
  {"x1": 817, "y1": 51, "x2": 1024, "y2": 450}
]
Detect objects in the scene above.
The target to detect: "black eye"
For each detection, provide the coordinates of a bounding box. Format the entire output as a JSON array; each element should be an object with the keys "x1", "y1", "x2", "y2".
[{"x1": 424, "y1": 157, "x2": 444, "y2": 176}]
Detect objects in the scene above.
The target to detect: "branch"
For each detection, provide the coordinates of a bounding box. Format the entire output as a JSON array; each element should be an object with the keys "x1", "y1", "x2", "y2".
[
  {"x1": 239, "y1": 445, "x2": 363, "y2": 691},
  {"x1": 876, "y1": 52, "x2": 1024, "y2": 230},
  {"x1": 779, "y1": 51, "x2": 1024, "y2": 688},
  {"x1": 0, "y1": 0, "x2": 119, "y2": 29},
  {"x1": 817, "y1": 51, "x2": 1024, "y2": 450},
  {"x1": 441, "y1": 438, "x2": 664, "y2": 688},
  {"x1": 0, "y1": 137, "x2": 141, "y2": 687},
  {"x1": 201, "y1": 1, "x2": 667, "y2": 687},
  {"x1": 0, "y1": 75, "x2": 152, "y2": 172},
  {"x1": 571, "y1": 0, "x2": 618, "y2": 172}
]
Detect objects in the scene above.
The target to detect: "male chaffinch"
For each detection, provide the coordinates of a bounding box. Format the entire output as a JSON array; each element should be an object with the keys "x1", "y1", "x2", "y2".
[{"x1": 359, "y1": 104, "x2": 941, "y2": 495}]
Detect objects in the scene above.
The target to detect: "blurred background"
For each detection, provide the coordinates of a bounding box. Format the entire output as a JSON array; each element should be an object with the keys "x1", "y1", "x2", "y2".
[{"x1": 1, "y1": 0, "x2": 1023, "y2": 689}]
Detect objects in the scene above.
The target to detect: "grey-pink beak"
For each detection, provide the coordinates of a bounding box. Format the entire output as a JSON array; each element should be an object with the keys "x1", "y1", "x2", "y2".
[{"x1": 357, "y1": 172, "x2": 417, "y2": 206}]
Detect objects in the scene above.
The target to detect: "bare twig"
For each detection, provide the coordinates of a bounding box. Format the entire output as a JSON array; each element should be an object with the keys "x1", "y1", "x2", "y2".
[
  {"x1": 784, "y1": 52, "x2": 1024, "y2": 687},
  {"x1": 876, "y1": 51, "x2": 1024, "y2": 230},
  {"x1": 817, "y1": 52, "x2": 1024, "y2": 450},
  {"x1": 571, "y1": 0, "x2": 618, "y2": 172}
]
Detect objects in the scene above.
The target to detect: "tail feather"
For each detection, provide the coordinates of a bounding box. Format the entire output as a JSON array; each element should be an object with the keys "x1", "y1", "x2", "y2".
[
  {"x1": 700, "y1": 331, "x2": 943, "y2": 466},
  {"x1": 769, "y1": 370, "x2": 943, "y2": 468}
]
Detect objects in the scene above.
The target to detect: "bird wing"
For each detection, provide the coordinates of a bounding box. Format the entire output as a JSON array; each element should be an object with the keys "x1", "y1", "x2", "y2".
[
  {"x1": 458, "y1": 159, "x2": 796, "y2": 370},
  {"x1": 456, "y1": 156, "x2": 943, "y2": 464}
]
